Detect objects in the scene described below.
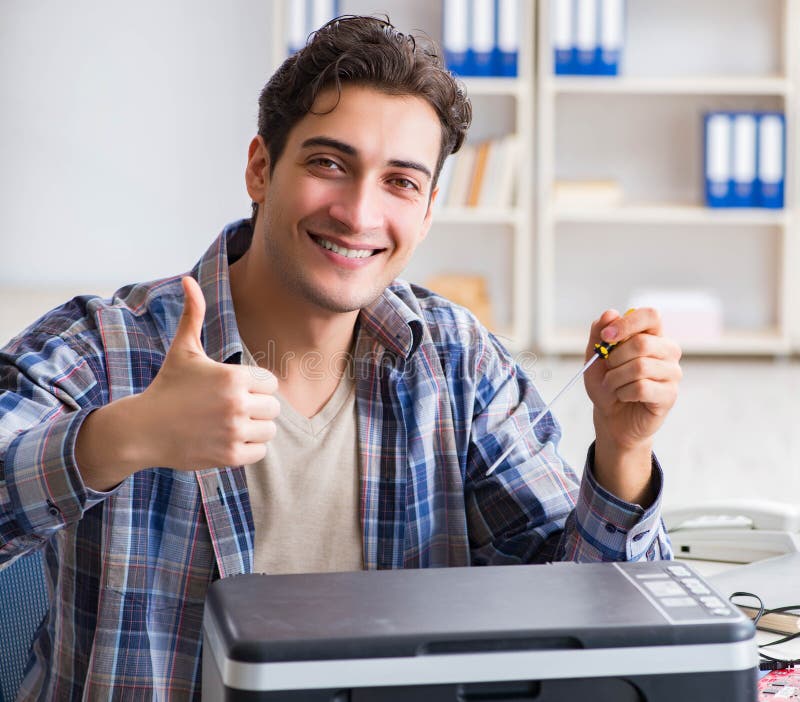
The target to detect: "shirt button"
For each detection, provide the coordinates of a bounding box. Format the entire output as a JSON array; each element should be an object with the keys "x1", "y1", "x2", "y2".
[
  {"x1": 605, "y1": 522, "x2": 617, "y2": 533},
  {"x1": 632, "y1": 532, "x2": 646, "y2": 541}
]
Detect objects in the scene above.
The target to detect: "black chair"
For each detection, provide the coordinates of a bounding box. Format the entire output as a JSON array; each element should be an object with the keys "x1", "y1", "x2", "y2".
[{"x1": 0, "y1": 551, "x2": 49, "y2": 702}]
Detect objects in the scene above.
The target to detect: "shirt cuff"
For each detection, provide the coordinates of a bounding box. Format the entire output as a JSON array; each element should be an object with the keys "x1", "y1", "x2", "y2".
[
  {"x1": 575, "y1": 441, "x2": 665, "y2": 561},
  {"x1": 4, "y1": 407, "x2": 114, "y2": 535}
]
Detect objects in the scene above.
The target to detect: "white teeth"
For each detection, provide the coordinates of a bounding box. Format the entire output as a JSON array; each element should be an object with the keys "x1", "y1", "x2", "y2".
[{"x1": 315, "y1": 237, "x2": 374, "y2": 259}]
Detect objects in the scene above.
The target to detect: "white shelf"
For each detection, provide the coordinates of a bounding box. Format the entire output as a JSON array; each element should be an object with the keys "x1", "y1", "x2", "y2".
[
  {"x1": 435, "y1": 207, "x2": 522, "y2": 224},
  {"x1": 548, "y1": 75, "x2": 791, "y2": 96},
  {"x1": 553, "y1": 204, "x2": 789, "y2": 226},
  {"x1": 543, "y1": 330, "x2": 791, "y2": 357},
  {"x1": 461, "y1": 77, "x2": 530, "y2": 97},
  {"x1": 536, "y1": 0, "x2": 799, "y2": 357}
]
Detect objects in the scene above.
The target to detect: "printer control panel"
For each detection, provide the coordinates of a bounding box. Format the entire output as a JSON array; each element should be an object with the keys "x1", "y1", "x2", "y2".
[{"x1": 616, "y1": 562, "x2": 741, "y2": 624}]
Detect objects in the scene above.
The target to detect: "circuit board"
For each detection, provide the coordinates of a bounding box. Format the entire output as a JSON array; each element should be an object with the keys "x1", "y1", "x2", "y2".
[{"x1": 759, "y1": 669, "x2": 800, "y2": 699}]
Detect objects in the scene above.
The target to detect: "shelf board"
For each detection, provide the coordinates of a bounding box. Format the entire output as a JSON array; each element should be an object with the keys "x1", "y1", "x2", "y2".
[
  {"x1": 548, "y1": 75, "x2": 791, "y2": 96},
  {"x1": 541, "y1": 329, "x2": 790, "y2": 356},
  {"x1": 434, "y1": 207, "x2": 521, "y2": 224},
  {"x1": 460, "y1": 77, "x2": 529, "y2": 97},
  {"x1": 553, "y1": 203, "x2": 788, "y2": 226}
]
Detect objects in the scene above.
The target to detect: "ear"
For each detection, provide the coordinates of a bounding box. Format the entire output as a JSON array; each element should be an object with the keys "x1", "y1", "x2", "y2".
[{"x1": 245, "y1": 136, "x2": 270, "y2": 203}]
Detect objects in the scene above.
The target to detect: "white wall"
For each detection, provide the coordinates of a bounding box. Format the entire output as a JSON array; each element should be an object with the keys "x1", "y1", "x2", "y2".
[{"x1": 0, "y1": 0, "x2": 273, "y2": 288}]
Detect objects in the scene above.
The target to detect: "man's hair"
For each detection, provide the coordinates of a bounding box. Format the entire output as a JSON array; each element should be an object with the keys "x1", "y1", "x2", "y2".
[{"x1": 256, "y1": 14, "x2": 472, "y2": 188}]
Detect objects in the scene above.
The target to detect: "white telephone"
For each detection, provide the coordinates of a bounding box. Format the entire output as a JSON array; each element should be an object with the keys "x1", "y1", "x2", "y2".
[{"x1": 663, "y1": 499, "x2": 800, "y2": 564}]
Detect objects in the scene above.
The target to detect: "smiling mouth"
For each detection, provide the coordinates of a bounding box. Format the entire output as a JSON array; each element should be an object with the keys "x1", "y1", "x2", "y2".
[{"x1": 310, "y1": 234, "x2": 384, "y2": 259}]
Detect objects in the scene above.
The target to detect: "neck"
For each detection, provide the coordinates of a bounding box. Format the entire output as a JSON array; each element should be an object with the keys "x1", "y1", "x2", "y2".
[{"x1": 228, "y1": 239, "x2": 359, "y2": 385}]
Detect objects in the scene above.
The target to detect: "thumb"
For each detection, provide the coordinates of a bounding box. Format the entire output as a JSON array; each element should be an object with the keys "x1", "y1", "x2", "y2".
[{"x1": 171, "y1": 276, "x2": 207, "y2": 356}]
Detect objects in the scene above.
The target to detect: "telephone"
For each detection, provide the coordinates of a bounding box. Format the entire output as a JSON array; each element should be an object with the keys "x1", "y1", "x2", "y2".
[{"x1": 663, "y1": 499, "x2": 800, "y2": 564}]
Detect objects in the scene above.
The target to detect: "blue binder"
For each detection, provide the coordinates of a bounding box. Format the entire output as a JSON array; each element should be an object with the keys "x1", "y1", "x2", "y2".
[
  {"x1": 553, "y1": 0, "x2": 576, "y2": 75},
  {"x1": 704, "y1": 112, "x2": 733, "y2": 208},
  {"x1": 756, "y1": 112, "x2": 785, "y2": 209},
  {"x1": 287, "y1": 0, "x2": 340, "y2": 55},
  {"x1": 444, "y1": 0, "x2": 471, "y2": 75},
  {"x1": 496, "y1": 0, "x2": 519, "y2": 77},
  {"x1": 574, "y1": 0, "x2": 598, "y2": 74},
  {"x1": 730, "y1": 112, "x2": 758, "y2": 208},
  {"x1": 596, "y1": 0, "x2": 624, "y2": 75},
  {"x1": 470, "y1": 0, "x2": 495, "y2": 76}
]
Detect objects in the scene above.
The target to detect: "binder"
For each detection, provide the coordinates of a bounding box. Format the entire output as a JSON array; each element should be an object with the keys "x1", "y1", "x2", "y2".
[
  {"x1": 552, "y1": 0, "x2": 575, "y2": 75},
  {"x1": 704, "y1": 112, "x2": 732, "y2": 208},
  {"x1": 310, "y1": 0, "x2": 338, "y2": 33},
  {"x1": 757, "y1": 112, "x2": 785, "y2": 209},
  {"x1": 575, "y1": 0, "x2": 598, "y2": 75},
  {"x1": 496, "y1": 0, "x2": 519, "y2": 77},
  {"x1": 444, "y1": 0, "x2": 471, "y2": 75},
  {"x1": 288, "y1": 1, "x2": 307, "y2": 54},
  {"x1": 288, "y1": 0, "x2": 339, "y2": 55},
  {"x1": 731, "y1": 113, "x2": 757, "y2": 207},
  {"x1": 470, "y1": 0, "x2": 495, "y2": 76},
  {"x1": 597, "y1": 0, "x2": 624, "y2": 75}
]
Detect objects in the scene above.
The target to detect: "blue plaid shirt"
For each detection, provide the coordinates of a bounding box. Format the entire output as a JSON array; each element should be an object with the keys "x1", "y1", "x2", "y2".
[{"x1": 0, "y1": 220, "x2": 670, "y2": 699}]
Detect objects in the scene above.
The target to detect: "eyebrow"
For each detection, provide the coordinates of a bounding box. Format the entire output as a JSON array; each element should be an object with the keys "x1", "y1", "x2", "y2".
[{"x1": 300, "y1": 136, "x2": 433, "y2": 180}]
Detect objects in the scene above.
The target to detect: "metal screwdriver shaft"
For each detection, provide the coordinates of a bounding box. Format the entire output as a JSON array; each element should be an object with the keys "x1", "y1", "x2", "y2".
[{"x1": 485, "y1": 339, "x2": 620, "y2": 477}]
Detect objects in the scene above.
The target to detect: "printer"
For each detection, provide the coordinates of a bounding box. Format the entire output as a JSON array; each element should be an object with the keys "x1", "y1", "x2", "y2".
[{"x1": 202, "y1": 561, "x2": 758, "y2": 701}]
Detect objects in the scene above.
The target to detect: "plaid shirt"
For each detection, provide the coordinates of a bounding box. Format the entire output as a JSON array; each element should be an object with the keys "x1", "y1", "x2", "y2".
[{"x1": 0, "y1": 220, "x2": 670, "y2": 700}]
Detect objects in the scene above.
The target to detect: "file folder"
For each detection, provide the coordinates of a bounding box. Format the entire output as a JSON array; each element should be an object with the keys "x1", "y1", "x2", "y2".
[
  {"x1": 444, "y1": 0, "x2": 471, "y2": 75},
  {"x1": 757, "y1": 112, "x2": 785, "y2": 209},
  {"x1": 470, "y1": 0, "x2": 495, "y2": 76},
  {"x1": 705, "y1": 112, "x2": 733, "y2": 208},
  {"x1": 287, "y1": 1, "x2": 307, "y2": 54},
  {"x1": 597, "y1": 0, "x2": 624, "y2": 75},
  {"x1": 731, "y1": 113, "x2": 757, "y2": 207},
  {"x1": 287, "y1": 0, "x2": 339, "y2": 55},
  {"x1": 553, "y1": 0, "x2": 576, "y2": 75},
  {"x1": 574, "y1": 0, "x2": 598, "y2": 74},
  {"x1": 496, "y1": 0, "x2": 519, "y2": 77}
]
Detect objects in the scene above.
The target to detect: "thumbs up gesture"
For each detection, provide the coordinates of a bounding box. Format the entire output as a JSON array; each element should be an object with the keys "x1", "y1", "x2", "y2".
[{"x1": 138, "y1": 276, "x2": 280, "y2": 471}]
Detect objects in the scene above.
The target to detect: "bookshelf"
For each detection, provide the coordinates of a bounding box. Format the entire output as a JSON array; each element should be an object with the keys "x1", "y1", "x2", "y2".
[
  {"x1": 536, "y1": 0, "x2": 800, "y2": 356},
  {"x1": 269, "y1": 1, "x2": 535, "y2": 352}
]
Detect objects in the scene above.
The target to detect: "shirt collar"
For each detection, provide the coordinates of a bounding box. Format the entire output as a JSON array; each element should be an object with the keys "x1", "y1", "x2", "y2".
[
  {"x1": 190, "y1": 219, "x2": 424, "y2": 363},
  {"x1": 190, "y1": 219, "x2": 252, "y2": 364}
]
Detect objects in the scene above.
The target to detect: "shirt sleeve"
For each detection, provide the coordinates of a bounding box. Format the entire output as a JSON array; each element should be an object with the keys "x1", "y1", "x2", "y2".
[
  {"x1": 0, "y1": 328, "x2": 113, "y2": 566},
  {"x1": 464, "y1": 332, "x2": 672, "y2": 566}
]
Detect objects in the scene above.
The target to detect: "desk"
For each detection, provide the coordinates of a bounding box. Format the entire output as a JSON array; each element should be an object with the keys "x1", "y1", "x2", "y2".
[{"x1": 681, "y1": 558, "x2": 800, "y2": 662}]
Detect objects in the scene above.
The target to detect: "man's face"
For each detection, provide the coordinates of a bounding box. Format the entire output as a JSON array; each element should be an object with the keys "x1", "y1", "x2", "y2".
[{"x1": 250, "y1": 84, "x2": 441, "y2": 314}]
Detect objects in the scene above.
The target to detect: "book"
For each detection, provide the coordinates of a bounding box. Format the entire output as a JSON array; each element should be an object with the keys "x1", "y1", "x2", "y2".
[
  {"x1": 708, "y1": 552, "x2": 800, "y2": 636},
  {"x1": 445, "y1": 143, "x2": 477, "y2": 208},
  {"x1": 467, "y1": 141, "x2": 491, "y2": 207},
  {"x1": 553, "y1": 179, "x2": 623, "y2": 207}
]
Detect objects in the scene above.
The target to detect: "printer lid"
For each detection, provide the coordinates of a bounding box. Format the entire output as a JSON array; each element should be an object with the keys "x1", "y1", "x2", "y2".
[{"x1": 203, "y1": 562, "x2": 754, "y2": 664}]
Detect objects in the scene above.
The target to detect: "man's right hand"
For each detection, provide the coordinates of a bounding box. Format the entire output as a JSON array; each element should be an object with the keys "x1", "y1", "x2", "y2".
[{"x1": 76, "y1": 276, "x2": 279, "y2": 490}]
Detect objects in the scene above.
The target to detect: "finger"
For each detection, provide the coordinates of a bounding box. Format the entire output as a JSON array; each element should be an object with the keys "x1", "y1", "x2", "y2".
[
  {"x1": 602, "y1": 356, "x2": 683, "y2": 393},
  {"x1": 600, "y1": 307, "x2": 662, "y2": 345},
  {"x1": 604, "y1": 333, "x2": 683, "y2": 369},
  {"x1": 614, "y1": 378, "x2": 678, "y2": 409},
  {"x1": 171, "y1": 277, "x2": 207, "y2": 356},
  {"x1": 242, "y1": 364, "x2": 279, "y2": 394},
  {"x1": 243, "y1": 419, "x2": 278, "y2": 445},
  {"x1": 586, "y1": 309, "x2": 621, "y2": 360},
  {"x1": 247, "y1": 394, "x2": 281, "y2": 421}
]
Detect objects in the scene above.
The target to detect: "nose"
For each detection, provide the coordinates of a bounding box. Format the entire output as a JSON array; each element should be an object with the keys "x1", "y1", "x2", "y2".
[{"x1": 328, "y1": 181, "x2": 385, "y2": 234}]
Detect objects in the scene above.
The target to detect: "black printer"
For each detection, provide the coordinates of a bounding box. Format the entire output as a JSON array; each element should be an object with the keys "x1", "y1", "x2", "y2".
[{"x1": 202, "y1": 560, "x2": 757, "y2": 700}]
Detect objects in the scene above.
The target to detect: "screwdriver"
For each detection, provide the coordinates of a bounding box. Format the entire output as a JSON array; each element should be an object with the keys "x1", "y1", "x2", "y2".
[{"x1": 485, "y1": 314, "x2": 632, "y2": 477}]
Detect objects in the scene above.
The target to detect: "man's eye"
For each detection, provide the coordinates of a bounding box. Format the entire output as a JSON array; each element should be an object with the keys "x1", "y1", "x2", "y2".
[
  {"x1": 392, "y1": 177, "x2": 419, "y2": 191},
  {"x1": 311, "y1": 158, "x2": 340, "y2": 170}
]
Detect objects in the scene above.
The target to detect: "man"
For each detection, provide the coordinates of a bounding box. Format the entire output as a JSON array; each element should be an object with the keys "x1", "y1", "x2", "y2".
[{"x1": 0, "y1": 15, "x2": 681, "y2": 699}]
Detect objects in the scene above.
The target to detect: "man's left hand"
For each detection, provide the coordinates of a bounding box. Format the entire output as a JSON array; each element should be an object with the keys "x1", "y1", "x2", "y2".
[{"x1": 583, "y1": 308, "x2": 682, "y2": 505}]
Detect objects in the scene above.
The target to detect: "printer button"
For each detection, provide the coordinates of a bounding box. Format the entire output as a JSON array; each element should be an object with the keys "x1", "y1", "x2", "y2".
[
  {"x1": 667, "y1": 566, "x2": 692, "y2": 578},
  {"x1": 711, "y1": 607, "x2": 731, "y2": 616},
  {"x1": 700, "y1": 596, "x2": 725, "y2": 608},
  {"x1": 661, "y1": 597, "x2": 697, "y2": 608}
]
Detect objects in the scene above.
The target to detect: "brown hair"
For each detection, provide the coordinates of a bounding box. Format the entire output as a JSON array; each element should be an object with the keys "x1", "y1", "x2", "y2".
[{"x1": 256, "y1": 15, "x2": 472, "y2": 188}]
